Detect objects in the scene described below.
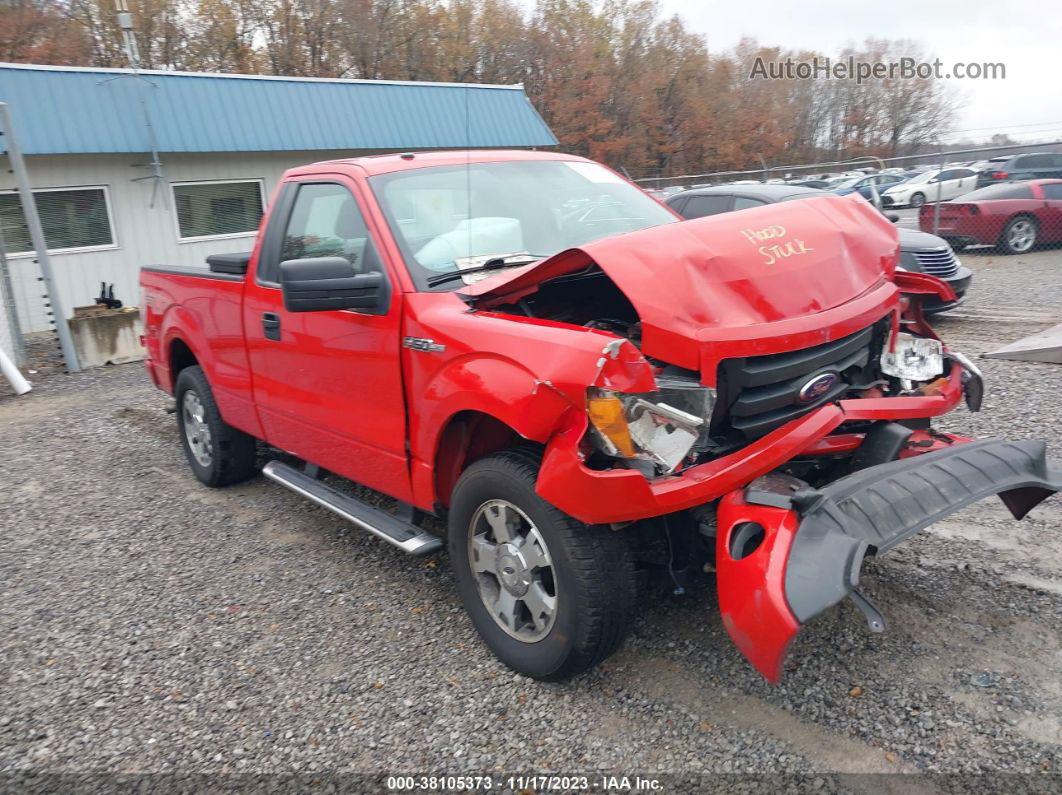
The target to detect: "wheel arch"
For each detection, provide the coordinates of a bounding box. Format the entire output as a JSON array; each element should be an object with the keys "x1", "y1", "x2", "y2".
[
  {"x1": 168, "y1": 337, "x2": 198, "y2": 390},
  {"x1": 1004, "y1": 211, "x2": 1039, "y2": 227},
  {"x1": 157, "y1": 303, "x2": 212, "y2": 393},
  {"x1": 432, "y1": 409, "x2": 535, "y2": 510},
  {"x1": 413, "y1": 352, "x2": 579, "y2": 512},
  {"x1": 999, "y1": 212, "x2": 1039, "y2": 251}
]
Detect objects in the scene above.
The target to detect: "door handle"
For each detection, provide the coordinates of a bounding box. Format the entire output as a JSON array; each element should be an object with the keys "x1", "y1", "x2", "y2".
[{"x1": 262, "y1": 312, "x2": 281, "y2": 341}]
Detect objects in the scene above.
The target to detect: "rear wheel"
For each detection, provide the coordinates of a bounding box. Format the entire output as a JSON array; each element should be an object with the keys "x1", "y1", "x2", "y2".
[
  {"x1": 999, "y1": 215, "x2": 1038, "y2": 254},
  {"x1": 448, "y1": 449, "x2": 637, "y2": 680},
  {"x1": 175, "y1": 365, "x2": 257, "y2": 487}
]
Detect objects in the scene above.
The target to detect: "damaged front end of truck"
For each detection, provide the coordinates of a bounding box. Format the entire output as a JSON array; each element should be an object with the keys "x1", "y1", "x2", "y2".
[{"x1": 459, "y1": 193, "x2": 1061, "y2": 680}]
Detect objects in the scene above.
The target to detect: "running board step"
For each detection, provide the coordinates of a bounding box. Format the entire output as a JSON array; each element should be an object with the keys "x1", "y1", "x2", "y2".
[{"x1": 262, "y1": 461, "x2": 443, "y2": 556}]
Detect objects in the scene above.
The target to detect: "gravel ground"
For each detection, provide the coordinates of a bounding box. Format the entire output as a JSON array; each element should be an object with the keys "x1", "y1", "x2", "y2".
[{"x1": 1, "y1": 247, "x2": 1061, "y2": 792}]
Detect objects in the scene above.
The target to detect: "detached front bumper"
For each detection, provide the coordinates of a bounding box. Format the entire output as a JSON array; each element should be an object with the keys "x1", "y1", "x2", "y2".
[
  {"x1": 537, "y1": 363, "x2": 968, "y2": 525},
  {"x1": 715, "y1": 438, "x2": 1061, "y2": 682}
]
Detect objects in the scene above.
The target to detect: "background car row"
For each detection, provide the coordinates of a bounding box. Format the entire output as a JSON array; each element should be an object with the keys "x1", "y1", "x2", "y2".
[
  {"x1": 922, "y1": 179, "x2": 1062, "y2": 254},
  {"x1": 879, "y1": 167, "x2": 980, "y2": 208},
  {"x1": 646, "y1": 151, "x2": 1062, "y2": 212},
  {"x1": 664, "y1": 183, "x2": 972, "y2": 312}
]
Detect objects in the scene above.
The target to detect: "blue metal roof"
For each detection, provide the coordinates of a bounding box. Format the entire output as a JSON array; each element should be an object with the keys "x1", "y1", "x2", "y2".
[{"x1": 0, "y1": 64, "x2": 557, "y2": 155}]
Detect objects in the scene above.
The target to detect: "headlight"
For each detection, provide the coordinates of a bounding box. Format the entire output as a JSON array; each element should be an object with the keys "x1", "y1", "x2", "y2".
[
  {"x1": 586, "y1": 376, "x2": 716, "y2": 475},
  {"x1": 880, "y1": 333, "x2": 944, "y2": 382}
]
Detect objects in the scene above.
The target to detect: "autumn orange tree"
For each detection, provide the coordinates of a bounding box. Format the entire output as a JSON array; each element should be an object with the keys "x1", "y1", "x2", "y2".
[{"x1": 0, "y1": 0, "x2": 955, "y2": 176}]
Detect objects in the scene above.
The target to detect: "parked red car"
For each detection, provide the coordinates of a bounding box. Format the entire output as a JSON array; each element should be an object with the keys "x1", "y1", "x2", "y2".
[
  {"x1": 141, "y1": 151, "x2": 1060, "y2": 684},
  {"x1": 920, "y1": 179, "x2": 1062, "y2": 254}
]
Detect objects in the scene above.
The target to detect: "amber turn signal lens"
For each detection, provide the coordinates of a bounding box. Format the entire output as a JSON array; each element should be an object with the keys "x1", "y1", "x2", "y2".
[
  {"x1": 917, "y1": 376, "x2": 949, "y2": 397},
  {"x1": 586, "y1": 394, "x2": 637, "y2": 458}
]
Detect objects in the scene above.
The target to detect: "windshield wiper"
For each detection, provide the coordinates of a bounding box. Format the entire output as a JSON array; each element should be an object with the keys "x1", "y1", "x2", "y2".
[{"x1": 426, "y1": 255, "x2": 549, "y2": 288}]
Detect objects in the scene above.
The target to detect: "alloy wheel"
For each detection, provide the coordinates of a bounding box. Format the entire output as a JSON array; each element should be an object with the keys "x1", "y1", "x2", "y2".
[
  {"x1": 1007, "y1": 219, "x2": 1036, "y2": 253},
  {"x1": 467, "y1": 499, "x2": 557, "y2": 642},
  {"x1": 182, "y1": 390, "x2": 213, "y2": 467}
]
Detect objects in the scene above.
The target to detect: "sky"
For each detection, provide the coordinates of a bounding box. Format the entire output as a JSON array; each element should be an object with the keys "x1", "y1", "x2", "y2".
[{"x1": 657, "y1": 0, "x2": 1062, "y2": 144}]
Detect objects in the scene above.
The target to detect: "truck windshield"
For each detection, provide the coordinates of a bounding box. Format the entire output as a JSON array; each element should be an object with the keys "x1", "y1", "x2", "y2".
[{"x1": 369, "y1": 160, "x2": 678, "y2": 290}]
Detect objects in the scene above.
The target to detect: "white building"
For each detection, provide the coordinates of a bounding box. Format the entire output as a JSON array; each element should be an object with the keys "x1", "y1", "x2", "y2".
[{"x1": 0, "y1": 63, "x2": 556, "y2": 332}]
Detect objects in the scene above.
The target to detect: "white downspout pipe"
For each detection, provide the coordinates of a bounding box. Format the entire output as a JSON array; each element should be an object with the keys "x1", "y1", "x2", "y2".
[{"x1": 0, "y1": 345, "x2": 31, "y2": 395}]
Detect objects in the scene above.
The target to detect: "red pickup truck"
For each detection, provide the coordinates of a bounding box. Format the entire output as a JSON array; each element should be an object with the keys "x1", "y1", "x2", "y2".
[{"x1": 141, "y1": 150, "x2": 1060, "y2": 683}]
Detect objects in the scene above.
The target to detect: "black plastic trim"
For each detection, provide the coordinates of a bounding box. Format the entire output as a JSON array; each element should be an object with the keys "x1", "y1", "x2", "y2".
[
  {"x1": 739, "y1": 326, "x2": 875, "y2": 388},
  {"x1": 781, "y1": 439, "x2": 1061, "y2": 624},
  {"x1": 206, "y1": 252, "x2": 252, "y2": 275},
  {"x1": 714, "y1": 320, "x2": 887, "y2": 440},
  {"x1": 141, "y1": 264, "x2": 244, "y2": 283}
]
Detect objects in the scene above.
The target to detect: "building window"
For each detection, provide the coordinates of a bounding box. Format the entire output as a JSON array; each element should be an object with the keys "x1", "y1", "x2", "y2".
[
  {"x1": 172, "y1": 179, "x2": 265, "y2": 241},
  {"x1": 0, "y1": 186, "x2": 116, "y2": 256}
]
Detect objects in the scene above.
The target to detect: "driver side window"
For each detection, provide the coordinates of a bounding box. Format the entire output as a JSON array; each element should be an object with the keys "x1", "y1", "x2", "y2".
[{"x1": 281, "y1": 183, "x2": 380, "y2": 274}]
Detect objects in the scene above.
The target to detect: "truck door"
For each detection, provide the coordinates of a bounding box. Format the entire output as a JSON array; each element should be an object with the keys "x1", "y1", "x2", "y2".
[{"x1": 242, "y1": 176, "x2": 413, "y2": 502}]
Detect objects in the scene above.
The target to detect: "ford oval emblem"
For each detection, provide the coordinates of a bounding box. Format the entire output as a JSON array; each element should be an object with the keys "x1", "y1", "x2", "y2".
[{"x1": 797, "y1": 372, "x2": 839, "y2": 404}]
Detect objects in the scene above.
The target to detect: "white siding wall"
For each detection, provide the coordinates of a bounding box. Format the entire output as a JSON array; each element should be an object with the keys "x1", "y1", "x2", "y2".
[{"x1": 1, "y1": 150, "x2": 369, "y2": 332}]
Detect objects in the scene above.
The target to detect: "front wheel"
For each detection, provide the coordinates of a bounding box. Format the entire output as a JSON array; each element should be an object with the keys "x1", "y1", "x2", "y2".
[
  {"x1": 999, "y1": 215, "x2": 1038, "y2": 255},
  {"x1": 448, "y1": 449, "x2": 637, "y2": 680},
  {"x1": 909, "y1": 192, "x2": 926, "y2": 208},
  {"x1": 175, "y1": 365, "x2": 257, "y2": 487}
]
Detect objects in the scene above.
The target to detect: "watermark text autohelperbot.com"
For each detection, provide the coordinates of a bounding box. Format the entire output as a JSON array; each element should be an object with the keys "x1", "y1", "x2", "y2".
[{"x1": 750, "y1": 56, "x2": 1005, "y2": 83}]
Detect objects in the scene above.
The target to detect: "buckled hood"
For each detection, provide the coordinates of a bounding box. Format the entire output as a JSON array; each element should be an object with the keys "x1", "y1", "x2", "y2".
[{"x1": 460, "y1": 194, "x2": 899, "y2": 367}]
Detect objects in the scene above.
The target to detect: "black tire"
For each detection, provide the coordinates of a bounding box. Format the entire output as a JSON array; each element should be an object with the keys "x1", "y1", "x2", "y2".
[
  {"x1": 909, "y1": 192, "x2": 926, "y2": 208},
  {"x1": 998, "y1": 215, "x2": 1039, "y2": 255},
  {"x1": 448, "y1": 448, "x2": 637, "y2": 680},
  {"x1": 174, "y1": 365, "x2": 257, "y2": 487},
  {"x1": 943, "y1": 238, "x2": 968, "y2": 253}
]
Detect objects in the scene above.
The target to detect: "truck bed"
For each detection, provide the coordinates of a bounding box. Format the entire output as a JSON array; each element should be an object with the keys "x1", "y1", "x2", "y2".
[{"x1": 140, "y1": 265, "x2": 258, "y2": 435}]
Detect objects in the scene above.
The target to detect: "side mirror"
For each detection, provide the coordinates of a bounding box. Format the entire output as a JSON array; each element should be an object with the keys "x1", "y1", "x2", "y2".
[
  {"x1": 886, "y1": 213, "x2": 900, "y2": 223},
  {"x1": 280, "y1": 256, "x2": 387, "y2": 314}
]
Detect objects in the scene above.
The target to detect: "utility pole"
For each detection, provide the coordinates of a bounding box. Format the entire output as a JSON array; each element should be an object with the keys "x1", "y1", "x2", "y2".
[
  {"x1": 115, "y1": 0, "x2": 142, "y2": 68},
  {"x1": 0, "y1": 103, "x2": 80, "y2": 372}
]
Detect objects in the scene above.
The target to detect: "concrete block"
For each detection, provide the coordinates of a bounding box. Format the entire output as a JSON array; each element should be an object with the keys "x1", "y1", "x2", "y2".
[
  {"x1": 68, "y1": 307, "x2": 145, "y2": 369},
  {"x1": 983, "y1": 323, "x2": 1062, "y2": 365}
]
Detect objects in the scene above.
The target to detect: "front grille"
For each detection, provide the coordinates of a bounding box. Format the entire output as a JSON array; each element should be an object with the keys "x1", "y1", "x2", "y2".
[
  {"x1": 913, "y1": 247, "x2": 959, "y2": 278},
  {"x1": 714, "y1": 323, "x2": 884, "y2": 440}
]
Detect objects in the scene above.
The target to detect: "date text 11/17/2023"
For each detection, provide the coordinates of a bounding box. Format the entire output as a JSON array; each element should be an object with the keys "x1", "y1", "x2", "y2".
[{"x1": 385, "y1": 774, "x2": 664, "y2": 791}]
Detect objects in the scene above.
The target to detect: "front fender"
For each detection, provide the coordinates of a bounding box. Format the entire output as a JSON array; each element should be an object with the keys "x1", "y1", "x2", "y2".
[
  {"x1": 410, "y1": 354, "x2": 577, "y2": 510},
  {"x1": 420, "y1": 354, "x2": 576, "y2": 450}
]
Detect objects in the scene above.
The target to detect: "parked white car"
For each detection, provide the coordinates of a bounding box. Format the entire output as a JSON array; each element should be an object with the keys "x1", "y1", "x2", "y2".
[{"x1": 881, "y1": 167, "x2": 979, "y2": 208}]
